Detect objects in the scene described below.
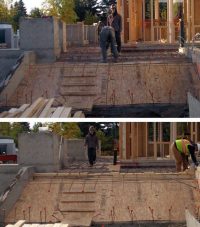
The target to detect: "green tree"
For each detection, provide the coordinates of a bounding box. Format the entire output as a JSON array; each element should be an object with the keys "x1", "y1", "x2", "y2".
[
  {"x1": 29, "y1": 7, "x2": 43, "y2": 18},
  {"x1": 11, "y1": 0, "x2": 27, "y2": 31},
  {"x1": 0, "y1": 0, "x2": 11, "y2": 22},
  {"x1": 84, "y1": 11, "x2": 98, "y2": 25},
  {"x1": 48, "y1": 123, "x2": 82, "y2": 139},
  {"x1": 0, "y1": 123, "x2": 11, "y2": 136},
  {"x1": 32, "y1": 122, "x2": 43, "y2": 133},
  {"x1": 42, "y1": 0, "x2": 77, "y2": 23},
  {"x1": 10, "y1": 123, "x2": 30, "y2": 146},
  {"x1": 74, "y1": 0, "x2": 98, "y2": 22}
]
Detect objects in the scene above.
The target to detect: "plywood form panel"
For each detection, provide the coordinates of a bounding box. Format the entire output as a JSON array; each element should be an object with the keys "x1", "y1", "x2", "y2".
[{"x1": 5, "y1": 174, "x2": 200, "y2": 224}]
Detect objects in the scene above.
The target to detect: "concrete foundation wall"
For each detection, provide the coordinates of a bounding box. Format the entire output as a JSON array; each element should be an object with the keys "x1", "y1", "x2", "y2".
[
  {"x1": 188, "y1": 92, "x2": 200, "y2": 118},
  {"x1": 20, "y1": 17, "x2": 62, "y2": 62},
  {"x1": 0, "y1": 50, "x2": 22, "y2": 85},
  {"x1": 0, "y1": 51, "x2": 36, "y2": 104},
  {"x1": 18, "y1": 132, "x2": 61, "y2": 172},
  {"x1": 66, "y1": 22, "x2": 89, "y2": 46},
  {"x1": 0, "y1": 165, "x2": 20, "y2": 195},
  {"x1": 0, "y1": 166, "x2": 35, "y2": 227},
  {"x1": 87, "y1": 25, "x2": 98, "y2": 44},
  {"x1": 61, "y1": 139, "x2": 87, "y2": 167}
]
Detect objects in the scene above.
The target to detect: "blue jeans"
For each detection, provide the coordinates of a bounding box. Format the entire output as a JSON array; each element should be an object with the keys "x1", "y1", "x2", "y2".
[{"x1": 88, "y1": 148, "x2": 96, "y2": 165}]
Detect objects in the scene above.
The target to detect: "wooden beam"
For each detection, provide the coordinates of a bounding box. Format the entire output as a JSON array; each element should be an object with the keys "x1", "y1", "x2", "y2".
[
  {"x1": 73, "y1": 111, "x2": 85, "y2": 118},
  {"x1": 39, "y1": 98, "x2": 55, "y2": 118},
  {"x1": 51, "y1": 107, "x2": 65, "y2": 118},
  {"x1": 21, "y1": 98, "x2": 45, "y2": 118},
  {"x1": 7, "y1": 104, "x2": 30, "y2": 118},
  {"x1": 60, "y1": 107, "x2": 72, "y2": 118}
]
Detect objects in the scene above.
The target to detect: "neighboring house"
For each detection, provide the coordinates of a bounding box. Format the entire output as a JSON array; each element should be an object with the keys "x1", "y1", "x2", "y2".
[{"x1": 0, "y1": 24, "x2": 14, "y2": 48}]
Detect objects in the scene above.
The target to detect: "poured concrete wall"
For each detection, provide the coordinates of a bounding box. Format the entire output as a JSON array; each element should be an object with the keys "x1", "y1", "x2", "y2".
[
  {"x1": 0, "y1": 50, "x2": 22, "y2": 85},
  {"x1": 0, "y1": 51, "x2": 36, "y2": 105},
  {"x1": 0, "y1": 166, "x2": 35, "y2": 227},
  {"x1": 0, "y1": 165, "x2": 20, "y2": 195},
  {"x1": 61, "y1": 139, "x2": 87, "y2": 167},
  {"x1": 18, "y1": 132, "x2": 61, "y2": 172},
  {"x1": 59, "y1": 21, "x2": 67, "y2": 53},
  {"x1": 188, "y1": 92, "x2": 200, "y2": 118},
  {"x1": 87, "y1": 25, "x2": 98, "y2": 44},
  {"x1": 20, "y1": 17, "x2": 62, "y2": 62},
  {"x1": 66, "y1": 22, "x2": 89, "y2": 46}
]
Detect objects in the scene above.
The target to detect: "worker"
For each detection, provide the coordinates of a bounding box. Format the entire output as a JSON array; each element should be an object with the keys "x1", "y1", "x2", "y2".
[
  {"x1": 99, "y1": 25, "x2": 118, "y2": 63},
  {"x1": 84, "y1": 126, "x2": 99, "y2": 167},
  {"x1": 171, "y1": 137, "x2": 199, "y2": 172},
  {"x1": 107, "y1": 4, "x2": 122, "y2": 53}
]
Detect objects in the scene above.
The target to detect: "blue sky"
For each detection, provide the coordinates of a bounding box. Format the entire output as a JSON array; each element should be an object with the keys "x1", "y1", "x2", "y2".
[{"x1": 24, "y1": 0, "x2": 44, "y2": 13}]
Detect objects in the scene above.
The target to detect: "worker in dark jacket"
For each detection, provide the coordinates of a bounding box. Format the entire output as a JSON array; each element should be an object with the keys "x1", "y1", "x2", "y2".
[
  {"x1": 107, "y1": 4, "x2": 122, "y2": 53},
  {"x1": 99, "y1": 26, "x2": 118, "y2": 63},
  {"x1": 85, "y1": 126, "x2": 99, "y2": 167},
  {"x1": 171, "y1": 137, "x2": 199, "y2": 172}
]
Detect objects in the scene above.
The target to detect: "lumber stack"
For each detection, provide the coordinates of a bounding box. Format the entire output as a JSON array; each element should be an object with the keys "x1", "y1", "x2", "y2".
[{"x1": 0, "y1": 98, "x2": 85, "y2": 118}]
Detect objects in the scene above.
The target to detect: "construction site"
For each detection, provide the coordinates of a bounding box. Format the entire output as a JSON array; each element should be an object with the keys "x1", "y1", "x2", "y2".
[
  {"x1": 0, "y1": 122, "x2": 200, "y2": 226},
  {"x1": 1, "y1": 0, "x2": 200, "y2": 117}
]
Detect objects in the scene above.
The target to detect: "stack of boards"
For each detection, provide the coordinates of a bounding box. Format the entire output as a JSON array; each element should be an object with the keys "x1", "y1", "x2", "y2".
[{"x1": 0, "y1": 97, "x2": 85, "y2": 118}]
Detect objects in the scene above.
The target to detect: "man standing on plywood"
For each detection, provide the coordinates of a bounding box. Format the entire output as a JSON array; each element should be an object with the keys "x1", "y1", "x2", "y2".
[
  {"x1": 171, "y1": 136, "x2": 199, "y2": 172},
  {"x1": 107, "y1": 4, "x2": 122, "y2": 53},
  {"x1": 85, "y1": 126, "x2": 99, "y2": 167}
]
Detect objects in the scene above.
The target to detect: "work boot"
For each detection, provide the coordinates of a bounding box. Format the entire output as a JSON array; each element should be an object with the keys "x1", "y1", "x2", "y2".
[
  {"x1": 100, "y1": 59, "x2": 107, "y2": 63},
  {"x1": 113, "y1": 58, "x2": 118, "y2": 63}
]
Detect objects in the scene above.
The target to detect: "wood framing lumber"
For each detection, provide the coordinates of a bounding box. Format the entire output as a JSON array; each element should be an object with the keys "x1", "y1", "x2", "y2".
[
  {"x1": 20, "y1": 97, "x2": 45, "y2": 118},
  {"x1": 8, "y1": 104, "x2": 30, "y2": 118},
  {"x1": 32, "y1": 99, "x2": 49, "y2": 117},
  {"x1": 39, "y1": 98, "x2": 55, "y2": 118},
  {"x1": 14, "y1": 220, "x2": 26, "y2": 227},
  {"x1": 0, "y1": 111, "x2": 8, "y2": 118},
  {"x1": 60, "y1": 107, "x2": 72, "y2": 118},
  {"x1": 51, "y1": 107, "x2": 65, "y2": 118},
  {"x1": 73, "y1": 111, "x2": 85, "y2": 118}
]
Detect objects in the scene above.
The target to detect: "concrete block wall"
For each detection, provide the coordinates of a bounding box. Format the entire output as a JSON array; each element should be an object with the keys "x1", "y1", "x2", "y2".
[
  {"x1": 18, "y1": 132, "x2": 61, "y2": 172},
  {"x1": 19, "y1": 17, "x2": 64, "y2": 62},
  {"x1": 61, "y1": 139, "x2": 87, "y2": 167}
]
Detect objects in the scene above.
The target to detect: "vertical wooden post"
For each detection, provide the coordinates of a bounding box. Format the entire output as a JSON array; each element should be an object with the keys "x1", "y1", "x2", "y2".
[
  {"x1": 155, "y1": 0, "x2": 159, "y2": 20},
  {"x1": 168, "y1": 0, "x2": 175, "y2": 43},
  {"x1": 121, "y1": 0, "x2": 125, "y2": 43},
  {"x1": 143, "y1": 0, "x2": 146, "y2": 41},
  {"x1": 191, "y1": 0, "x2": 195, "y2": 39},
  {"x1": 151, "y1": 0, "x2": 154, "y2": 42},
  {"x1": 187, "y1": 0, "x2": 191, "y2": 42},
  {"x1": 145, "y1": 123, "x2": 148, "y2": 158},
  {"x1": 153, "y1": 123, "x2": 157, "y2": 159}
]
